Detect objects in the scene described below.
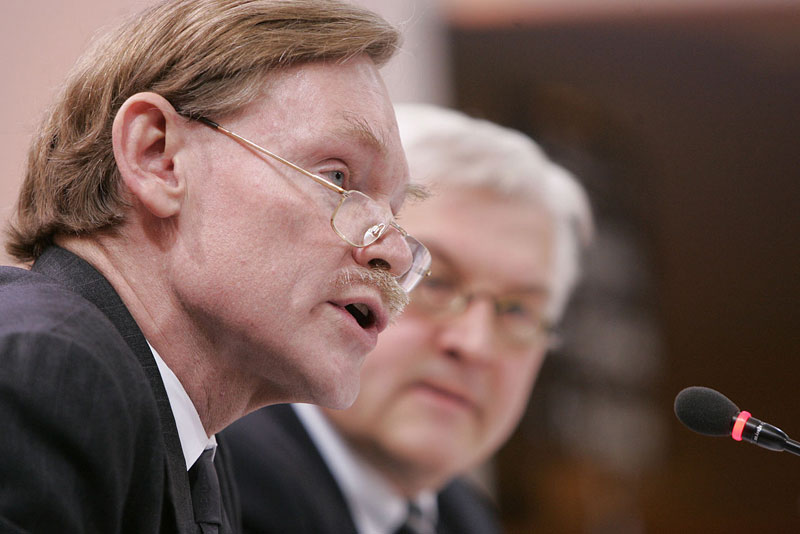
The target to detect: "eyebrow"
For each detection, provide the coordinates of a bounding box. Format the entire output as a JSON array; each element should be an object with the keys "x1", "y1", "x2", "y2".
[
  {"x1": 406, "y1": 183, "x2": 431, "y2": 201},
  {"x1": 335, "y1": 114, "x2": 431, "y2": 205},
  {"x1": 335, "y1": 113, "x2": 387, "y2": 156},
  {"x1": 426, "y1": 241, "x2": 551, "y2": 296}
]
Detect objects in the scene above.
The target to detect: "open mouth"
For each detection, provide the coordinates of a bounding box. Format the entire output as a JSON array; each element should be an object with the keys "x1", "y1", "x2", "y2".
[{"x1": 345, "y1": 303, "x2": 376, "y2": 329}]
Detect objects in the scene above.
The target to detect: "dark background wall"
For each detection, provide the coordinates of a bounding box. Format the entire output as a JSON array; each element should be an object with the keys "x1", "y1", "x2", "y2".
[{"x1": 448, "y1": 5, "x2": 800, "y2": 532}]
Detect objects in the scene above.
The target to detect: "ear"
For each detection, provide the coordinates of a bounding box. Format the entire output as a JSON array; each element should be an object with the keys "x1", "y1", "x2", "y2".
[{"x1": 112, "y1": 92, "x2": 186, "y2": 218}]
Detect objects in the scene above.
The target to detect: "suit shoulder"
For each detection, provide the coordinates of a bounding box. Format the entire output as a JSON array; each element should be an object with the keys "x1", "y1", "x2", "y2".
[
  {"x1": 1, "y1": 265, "x2": 109, "y2": 334},
  {"x1": 0, "y1": 264, "x2": 155, "y2": 414},
  {"x1": 0, "y1": 267, "x2": 165, "y2": 532},
  {"x1": 0, "y1": 265, "x2": 137, "y2": 365}
]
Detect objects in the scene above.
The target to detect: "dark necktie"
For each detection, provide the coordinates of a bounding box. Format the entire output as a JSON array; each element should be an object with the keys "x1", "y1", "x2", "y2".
[
  {"x1": 393, "y1": 501, "x2": 436, "y2": 534},
  {"x1": 188, "y1": 448, "x2": 222, "y2": 534}
]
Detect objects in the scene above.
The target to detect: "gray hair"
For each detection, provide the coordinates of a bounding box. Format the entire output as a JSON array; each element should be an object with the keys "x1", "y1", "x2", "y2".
[{"x1": 394, "y1": 103, "x2": 593, "y2": 321}]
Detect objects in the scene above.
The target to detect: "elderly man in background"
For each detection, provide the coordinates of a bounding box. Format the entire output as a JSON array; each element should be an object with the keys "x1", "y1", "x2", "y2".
[
  {"x1": 224, "y1": 103, "x2": 594, "y2": 533},
  {"x1": 0, "y1": 1, "x2": 430, "y2": 532}
]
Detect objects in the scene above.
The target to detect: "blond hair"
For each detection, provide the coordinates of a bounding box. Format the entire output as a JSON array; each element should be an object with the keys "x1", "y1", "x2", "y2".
[{"x1": 7, "y1": 0, "x2": 400, "y2": 262}]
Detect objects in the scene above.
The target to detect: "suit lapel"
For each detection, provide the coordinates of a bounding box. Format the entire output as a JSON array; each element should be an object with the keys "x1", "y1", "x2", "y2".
[
  {"x1": 274, "y1": 405, "x2": 359, "y2": 530},
  {"x1": 226, "y1": 404, "x2": 358, "y2": 533},
  {"x1": 437, "y1": 480, "x2": 502, "y2": 534},
  {"x1": 33, "y1": 246, "x2": 196, "y2": 533}
]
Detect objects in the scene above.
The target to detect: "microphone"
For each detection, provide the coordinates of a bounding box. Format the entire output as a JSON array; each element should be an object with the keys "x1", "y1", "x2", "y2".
[{"x1": 674, "y1": 386, "x2": 800, "y2": 456}]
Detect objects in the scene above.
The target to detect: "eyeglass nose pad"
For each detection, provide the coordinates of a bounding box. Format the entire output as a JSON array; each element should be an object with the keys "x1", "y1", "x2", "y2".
[{"x1": 363, "y1": 223, "x2": 386, "y2": 245}]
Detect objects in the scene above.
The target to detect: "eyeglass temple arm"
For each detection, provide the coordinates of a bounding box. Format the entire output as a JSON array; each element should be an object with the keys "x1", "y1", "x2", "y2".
[{"x1": 196, "y1": 117, "x2": 347, "y2": 195}]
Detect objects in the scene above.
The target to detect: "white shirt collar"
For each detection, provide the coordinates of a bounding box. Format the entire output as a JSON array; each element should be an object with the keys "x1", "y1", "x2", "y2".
[
  {"x1": 149, "y1": 342, "x2": 217, "y2": 469},
  {"x1": 293, "y1": 403, "x2": 437, "y2": 534}
]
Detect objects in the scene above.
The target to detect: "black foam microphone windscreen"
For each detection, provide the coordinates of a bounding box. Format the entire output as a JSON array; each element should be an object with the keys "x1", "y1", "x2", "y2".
[{"x1": 674, "y1": 386, "x2": 739, "y2": 437}]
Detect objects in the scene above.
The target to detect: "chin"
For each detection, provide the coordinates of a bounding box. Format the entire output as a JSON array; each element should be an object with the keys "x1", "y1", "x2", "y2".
[
  {"x1": 390, "y1": 431, "x2": 472, "y2": 468},
  {"x1": 293, "y1": 345, "x2": 365, "y2": 408},
  {"x1": 394, "y1": 446, "x2": 468, "y2": 484},
  {"x1": 310, "y1": 373, "x2": 361, "y2": 410},
  {"x1": 323, "y1": 389, "x2": 360, "y2": 410}
]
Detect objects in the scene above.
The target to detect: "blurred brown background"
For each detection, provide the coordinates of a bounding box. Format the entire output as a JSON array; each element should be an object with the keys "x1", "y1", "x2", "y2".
[
  {"x1": 446, "y1": 2, "x2": 800, "y2": 532},
  {"x1": 3, "y1": 1, "x2": 800, "y2": 532}
]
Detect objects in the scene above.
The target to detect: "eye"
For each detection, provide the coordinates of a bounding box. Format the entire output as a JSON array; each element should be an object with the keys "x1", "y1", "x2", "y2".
[
  {"x1": 421, "y1": 274, "x2": 456, "y2": 292},
  {"x1": 321, "y1": 170, "x2": 347, "y2": 188},
  {"x1": 495, "y1": 298, "x2": 534, "y2": 320},
  {"x1": 416, "y1": 275, "x2": 458, "y2": 303},
  {"x1": 412, "y1": 275, "x2": 459, "y2": 311}
]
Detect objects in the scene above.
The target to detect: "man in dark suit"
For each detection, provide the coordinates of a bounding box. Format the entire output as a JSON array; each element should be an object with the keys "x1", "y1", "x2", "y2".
[
  {"x1": 224, "y1": 104, "x2": 594, "y2": 533},
  {"x1": 0, "y1": 1, "x2": 430, "y2": 532}
]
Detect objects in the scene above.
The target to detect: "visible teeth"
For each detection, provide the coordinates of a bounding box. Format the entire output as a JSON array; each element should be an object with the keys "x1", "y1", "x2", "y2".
[{"x1": 353, "y1": 303, "x2": 369, "y2": 316}]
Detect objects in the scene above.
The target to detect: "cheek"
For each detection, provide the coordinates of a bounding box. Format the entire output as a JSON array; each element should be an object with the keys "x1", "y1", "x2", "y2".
[
  {"x1": 365, "y1": 311, "x2": 432, "y2": 364},
  {"x1": 482, "y1": 354, "x2": 545, "y2": 447},
  {"x1": 359, "y1": 319, "x2": 427, "y2": 390},
  {"x1": 188, "y1": 154, "x2": 330, "y2": 245},
  {"x1": 198, "y1": 185, "x2": 338, "y2": 280},
  {"x1": 345, "y1": 317, "x2": 431, "y2": 414}
]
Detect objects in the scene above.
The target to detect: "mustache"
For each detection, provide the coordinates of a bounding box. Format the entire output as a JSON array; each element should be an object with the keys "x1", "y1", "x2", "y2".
[{"x1": 333, "y1": 267, "x2": 409, "y2": 319}]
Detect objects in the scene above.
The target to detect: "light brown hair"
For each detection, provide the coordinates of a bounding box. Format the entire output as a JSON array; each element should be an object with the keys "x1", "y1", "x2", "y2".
[{"x1": 7, "y1": 0, "x2": 400, "y2": 261}]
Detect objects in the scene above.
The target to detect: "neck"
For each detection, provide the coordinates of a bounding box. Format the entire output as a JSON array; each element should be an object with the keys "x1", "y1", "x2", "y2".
[{"x1": 56, "y1": 233, "x2": 255, "y2": 435}]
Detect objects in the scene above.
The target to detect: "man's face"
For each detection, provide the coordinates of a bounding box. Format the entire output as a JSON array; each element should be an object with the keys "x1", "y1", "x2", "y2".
[
  {"x1": 173, "y1": 57, "x2": 411, "y2": 410},
  {"x1": 324, "y1": 187, "x2": 555, "y2": 491}
]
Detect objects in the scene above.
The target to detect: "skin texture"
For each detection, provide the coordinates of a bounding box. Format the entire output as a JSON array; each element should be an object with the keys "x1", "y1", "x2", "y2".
[
  {"x1": 60, "y1": 56, "x2": 412, "y2": 435},
  {"x1": 324, "y1": 186, "x2": 556, "y2": 495}
]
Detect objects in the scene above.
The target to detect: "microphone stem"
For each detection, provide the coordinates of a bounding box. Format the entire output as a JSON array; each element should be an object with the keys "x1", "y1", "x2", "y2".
[{"x1": 783, "y1": 438, "x2": 800, "y2": 456}]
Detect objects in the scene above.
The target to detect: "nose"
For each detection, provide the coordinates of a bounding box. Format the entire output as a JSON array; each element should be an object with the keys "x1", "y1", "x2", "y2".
[
  {"x1": 352, "y1": 225, "x2": 413, "y2": 278},
  {"x1": 434, "y1": 299, "x2": 496, "y2": 363}
]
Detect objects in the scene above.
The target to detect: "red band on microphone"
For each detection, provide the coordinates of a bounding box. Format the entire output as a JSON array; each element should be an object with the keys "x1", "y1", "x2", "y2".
[{"x1": 732, "y1": 411, "x2": 751, "y2": 441}]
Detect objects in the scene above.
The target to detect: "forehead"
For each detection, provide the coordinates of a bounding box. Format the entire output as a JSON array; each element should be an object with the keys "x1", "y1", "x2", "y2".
[{"x1": 400, "y1": 187, "x2": 555, "y2": 291}]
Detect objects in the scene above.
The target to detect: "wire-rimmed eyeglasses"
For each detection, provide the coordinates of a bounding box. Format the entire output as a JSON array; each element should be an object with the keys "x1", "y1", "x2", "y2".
[
  {"x1": 194, "y1": 117, "x2": 431, "y2": 293},
  {"x1": 410, "y1": 273, "x2": 557, "y2": 348}
]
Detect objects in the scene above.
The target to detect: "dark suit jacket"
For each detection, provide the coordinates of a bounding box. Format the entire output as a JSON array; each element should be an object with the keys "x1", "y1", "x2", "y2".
[
  {"x1": 222, "y1": 404, "x2": 502, "y2": 534},
  {"x1": 0, "y1": 246, "x2": 239, "y2": 533}
]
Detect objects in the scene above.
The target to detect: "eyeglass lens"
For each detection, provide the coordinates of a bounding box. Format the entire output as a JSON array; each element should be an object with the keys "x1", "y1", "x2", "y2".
[
  {"x1": 333, "y1": 191, "x2": 431, "y2": 292},
  {"x1": 411, "y1": 276, "x2": 549, "y2": 346}
]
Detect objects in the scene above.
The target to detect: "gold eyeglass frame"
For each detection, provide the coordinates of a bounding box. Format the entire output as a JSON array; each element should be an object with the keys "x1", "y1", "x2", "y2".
[{"x1": 194, "y1": 116, "x2": 431, "y2": 289}]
